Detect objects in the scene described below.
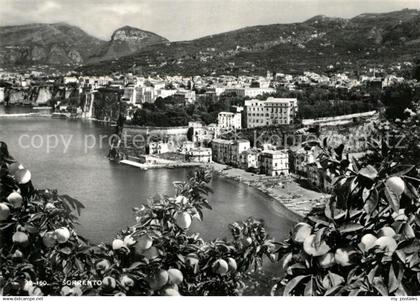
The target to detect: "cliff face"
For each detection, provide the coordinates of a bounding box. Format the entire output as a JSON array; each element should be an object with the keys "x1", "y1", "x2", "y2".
[
  {"x1": 35, "y1": 87, "x2": 53, "y2": 105},
  {"x1": 88, "y1": 26, "x2": 168, "y2": 63}
]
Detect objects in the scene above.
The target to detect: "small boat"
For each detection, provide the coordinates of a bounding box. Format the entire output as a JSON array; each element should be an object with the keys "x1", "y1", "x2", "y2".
[
  {"x1": 51, "y1": 112, "x2": 71, "y2": 119},
  {"x1": 33, "y1": 106, "x2": 52, "y2": 110}
]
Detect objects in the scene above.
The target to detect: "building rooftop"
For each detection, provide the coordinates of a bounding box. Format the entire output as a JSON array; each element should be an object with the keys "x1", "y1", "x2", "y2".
[{"x1": 245, "y1": 97, "x2": 297, "y2": 104}]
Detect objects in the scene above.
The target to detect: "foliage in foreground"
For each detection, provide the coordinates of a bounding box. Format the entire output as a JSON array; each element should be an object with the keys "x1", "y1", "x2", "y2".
[
  {"x1": 273, "y1": 116, "x2": 420, "y2": 296},
  {"x1": 0, "y1": 166, "x2": 275, "y2": 296},
  {"x1": 1, "y1": 105, "x2": 419, "y2": 296}
]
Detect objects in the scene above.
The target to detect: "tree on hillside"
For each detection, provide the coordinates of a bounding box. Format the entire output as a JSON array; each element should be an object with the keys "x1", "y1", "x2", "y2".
[
  {"x1": 382, "y1": 83, "x2": 415, "y2": 119},
  {"x1": 414, "y1": 58, "x2": 420, "y2": 81}
]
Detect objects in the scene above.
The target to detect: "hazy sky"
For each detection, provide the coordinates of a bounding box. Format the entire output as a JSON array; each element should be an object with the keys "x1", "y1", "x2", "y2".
[{"x1": 1, "y1": 0, "x2": 419, "y2": 41}]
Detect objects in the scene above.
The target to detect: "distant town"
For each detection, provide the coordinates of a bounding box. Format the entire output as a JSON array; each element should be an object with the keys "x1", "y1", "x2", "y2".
[{"x1": 1, "y1": 63, "x2": 418, "y2": 204}]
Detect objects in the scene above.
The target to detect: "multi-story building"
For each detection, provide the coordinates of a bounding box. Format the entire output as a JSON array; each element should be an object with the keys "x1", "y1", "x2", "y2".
[
  {"x1": 149, "y1": 141, "x2": 171, "y2": 155},
  {"x1": 244, "y1": 97, "x2": 298, "y2": 128},
  {"x1": 217, "y1": 112, "x2": 242, "y2": 129},
  {"x1": 186, "y1": 148, "x2": 212, "y2": 163},
  {"x1": 289, "y1": 148, "x2": 316, "y2": 176},
  {"x1": 122, "y1": 85, "x2": 137, "y2": 105},
  {"x1": 239, "y1": 149, "x2": 260, "y2": 170},
  {"x1": 181, "y1": 141, "x2": 195, "y2": 153},
  {"x1": 168, "y1": 89, "x2": 196, "y2": 104},
  {"x1": 225, "y1": 87, "x2": 275, "y2": 98},
  {"x1": 189, "y1": 122, "x2": 216, "y2": 146},
  {"x1": 143, "y1": 86, "x2": 155, "y2": 103},
  {"x1": 211, "y1": 139, "x2": 250, "y2": 166},
  {"x1": 258, "y1": 150, "x2": 289, "y2": 176}
]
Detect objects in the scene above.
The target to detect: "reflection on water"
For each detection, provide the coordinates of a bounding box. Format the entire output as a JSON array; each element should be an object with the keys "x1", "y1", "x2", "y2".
[{"x1": 0, "y1": 115, "x2": 298, "y2": 243}]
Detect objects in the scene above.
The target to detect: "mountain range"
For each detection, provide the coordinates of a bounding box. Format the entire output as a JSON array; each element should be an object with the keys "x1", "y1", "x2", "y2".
[
  {"x1": 1, "y1": 9, "x2": 420, "y2": 75},
  {"x1": 0, "y1": 23, "x2": 168, "y2": 67}
]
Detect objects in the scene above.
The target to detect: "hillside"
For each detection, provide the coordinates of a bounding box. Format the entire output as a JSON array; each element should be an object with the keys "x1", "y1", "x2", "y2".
[
  {"x1": 0, "y1": 23, "x2": 106, "y2": 66},
  {"x1": 0, "y1": 23, "x2": 168, "y2": 69},
  {"x1": 88, "y1": 26, "x2": 168, "y2": 63},
  {"x1": 1, "y1": 9, "x2": 420, "y2": 74},
  {"x1": 79, "y1": 9, "x2": 420, "y2": 75}
]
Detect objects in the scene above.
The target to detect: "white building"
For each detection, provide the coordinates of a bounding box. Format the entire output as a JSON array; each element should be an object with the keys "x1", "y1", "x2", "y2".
[
  {"x1": 149, "y1": 141, "x2": 171, "y2": 155},
  {"x1": 122, "y1": 85, "x2": 143, "y2": 106},
  {"x1": 159, "y1": 89, "x2": 178, "y2": 99},
  {"x1": 217, "y1": 112, "x2": 242, "y2": 129},
  {"x1": 0, "y1": 87, "x2": 4, "y2": 103},
  {"x1": 186, "y1": 148, "x2": 212, "y2": 163},
  {"x1": 258, "y1": 150, "x2": 289, "y2": 176},
  {"x1": 225, "y1": 87, "x2": 275, "y2": 98},
  {"x1": 244, "y1": 97, "x2": 298, "y2": 128}
]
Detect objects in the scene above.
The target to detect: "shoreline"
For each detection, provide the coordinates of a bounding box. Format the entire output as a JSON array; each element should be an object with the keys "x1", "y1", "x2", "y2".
[
  {"x1": 209, "y1": 162, "x2": 329, "y2": 218},
  {"x1": 119, "y1": 159, "x2": 204, "y2": 170},
  {"x1": 0, "y1": 112, "x2": 115, "y2": 125},
  {"x1": 1, "y1": 111, "x2": 327, "y2": 217},
  {"x1": 112, "y1": 158, "x2": 328, "y2": 218},
  {"x1": 0, "y1": 113, "x2": 52, "y2": 118}
]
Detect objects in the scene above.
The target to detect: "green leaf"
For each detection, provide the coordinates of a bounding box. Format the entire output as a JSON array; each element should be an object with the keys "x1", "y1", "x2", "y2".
[
  {"x1": 323, "y1": 137, "x2": 328, "y2": 148},
  {"x1": 24, "y1": 223, "x2": 39, "y2": 234},
  {"x1": 128, "y1": 262, "x2": 143, "y2": 270},
  {"x1": 314, "y1": 228, "x2": 326, "y2": 249},
  {"x1": 334, "y1": 144, "x2": 345, "y2": 160},
  {"x1": 283, "y1": 275, "x2": 310, "y2": 296},
  {"x1": 338, "y1": 223, "x2": 364, "y2": 233},
  {"x1": 395, "y1": 284, "x2": 408, "y2": 296},
  {"x1": 409, "y1": 252, "x2": 420, "y2": 268},
  {"x1": 201, "y1": 201, "x2": 212, "y2": 210},
  {"x1": 60, "y1": 194, "x2": 85, "y2": 216},
  {"x1": 75, "y1": 258, "x2": 84, "y2": 272},
  {"x1": 324, "y1": 285, "x2": 342, "y2": 296},
  {"x1": 270, "y1": 284, "x2": 279, "y2": 296},
  {"x1": 362, "y1": 188, "x2": 371, "y2": 202},
  {"x1": 307, "y1": 216, "x2": 329, "y2": 227},
  {"x1": 304, "y1": 277, "x2": 314, "y2": 296},
  {"x1": 384, "y1": 181, "x2": 401, "y2": 212},
  {"x1": 402, "y1": 223, "x2": 415, "y2": 239},
  {"x1": 0, "y1": 222, "x2": 14, "y2": 230},
  {"x1": 327, "y1": 272, "x2": 345, "y2": 287},
  {"x1": 395, "y1": 250, "x2": 407, "y2": 263},
  {"x1": 59, "y1": 246, "x2": 72, "y2": 255},
  {"x1": 399, "y1": 239, "x2": 420, "y2": 254},
  {"x1": 364, "y1": 188, "x2": 378, "y2": 214},
  {"x1": 388, "y1": 264, "x2": 399, "y2": 293},
  {"x1": 351, "y1": 157, "x2": 360, "y2": 172},
  {"x1": 358, "y1": 165, "x2": 378, "y2": 181},
  {"x1": 391, "y1": 165, "x2": 415, "y2": 177},
  {"x1": 373, "y1": 277, "x2": 388, "y2": 296},
  {"x1": 407, "y1": 182, "x2": 420, "y2": 199},
  {"x1": 368, "y1": 265, "x2": 378, "y2": 284}
]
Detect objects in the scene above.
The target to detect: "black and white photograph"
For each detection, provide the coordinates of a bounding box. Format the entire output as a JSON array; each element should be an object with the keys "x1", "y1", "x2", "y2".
[{"x1": 0, "y1": 0, "x2": 420, "y2": 297}]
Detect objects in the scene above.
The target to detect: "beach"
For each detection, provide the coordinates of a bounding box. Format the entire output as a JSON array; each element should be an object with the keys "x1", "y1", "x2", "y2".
[{"x1": 211, "y1": 162, "x2": 329, "y2": 217}]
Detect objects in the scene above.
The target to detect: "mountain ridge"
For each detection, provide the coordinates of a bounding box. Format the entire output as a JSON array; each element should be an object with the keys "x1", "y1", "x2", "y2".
[
  {"x1": 0, "y1": 23, "x2": 168, "y2": 67},
  {"x1": 79, "y1": 9, "x2": 420, "y2": 75},
  {"x1": 1, "y1": 9, "x2": 420, "y2": 73},
  {"x1": 88, "y1": 26, "x2": 169, "y2": 63}
]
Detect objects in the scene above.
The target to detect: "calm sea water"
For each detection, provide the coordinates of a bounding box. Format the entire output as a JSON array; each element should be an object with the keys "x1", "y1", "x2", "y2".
[{"x1": 0, "y1": 107, "x2": 298, "y2": 244}]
